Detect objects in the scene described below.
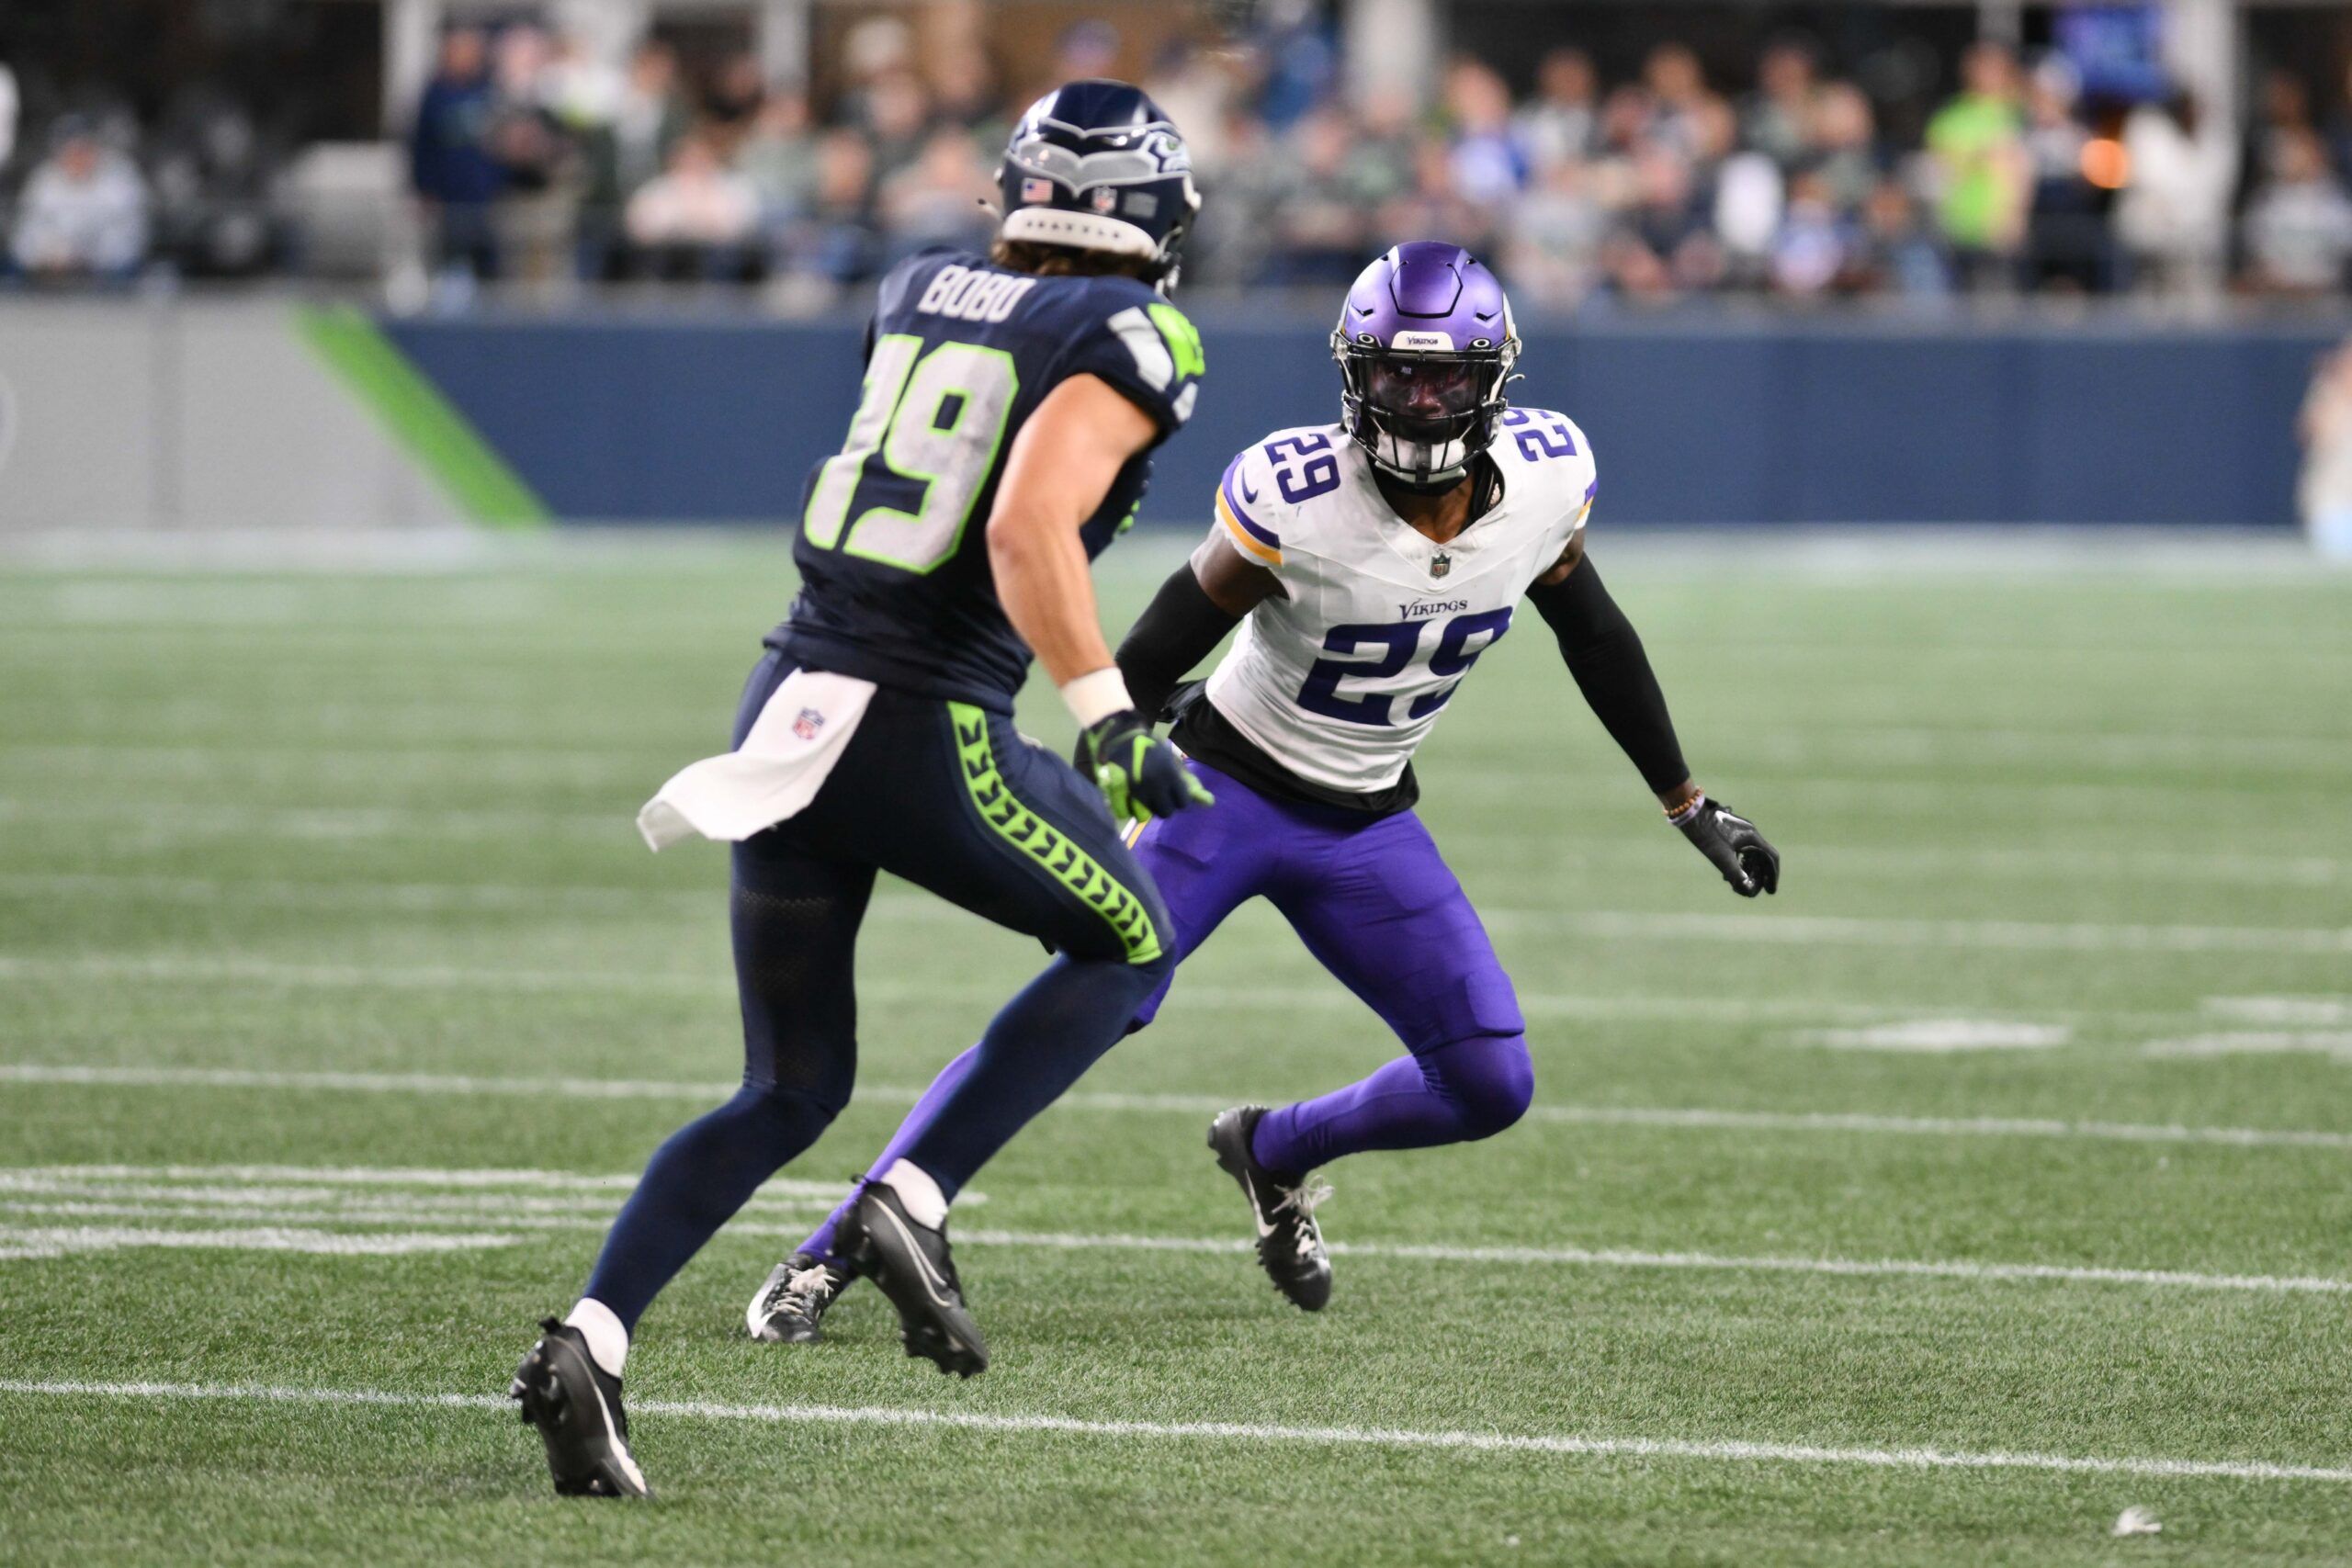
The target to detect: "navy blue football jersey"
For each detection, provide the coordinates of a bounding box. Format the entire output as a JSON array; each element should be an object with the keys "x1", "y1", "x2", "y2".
[{"x1": 775, "y1": 249, "x2": 1205, "y2": 709}]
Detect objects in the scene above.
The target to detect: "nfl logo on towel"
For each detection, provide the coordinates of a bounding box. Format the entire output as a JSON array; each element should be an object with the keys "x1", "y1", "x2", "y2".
[
  {"x1": 792, "y1": 708, "x2": 825, "y2": 740},
  {"x1": 1021, "y1": 176, "x2": 1054, "y2": 204}
]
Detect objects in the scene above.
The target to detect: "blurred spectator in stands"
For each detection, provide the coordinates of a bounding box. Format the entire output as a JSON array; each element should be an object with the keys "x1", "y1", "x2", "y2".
[
  {"x1": 880, "y1": 125, "x2": 993, "y2": 264},
  {"x1": 706, "y1": 53, "x2": 766, "y2": 150},
  {"x1": 1770, "y1": 167, "x2": 1848, "y2": 297},
  {"x1": 1381, "y1": 130, "x2": 1499, "y2": 260},
  {"x1": 576, "y1": 39, "x2": 686, "y2": 281},
  {"x1": 625, "y1": 132, "x2": 761, "y2": 282},
  {"x1": 2298, "y1": 334, "x2": 2352, "y2": 557},
  {"x1": 933, "y1": 51, "x2": 1006, "y2": 144},
  {"x1": 1848, "y1": 178, "x2": 1951, "y2": 297},
  {"x1": 791, "y1": 127, "x2": 880, "y2": 284},
  {"x1": 2241, "y1": 69, "x2": 2314, "y2": 210},
  {"x1": 1808, "y1": 82, "x2": 1882, "y2": 212},
  {"x1": 8, "y1": 118, "x2": 149, "y2": 282},
  {"x1": 1602, "y1": 141, "x2": 1724, "y2": 300},
  {"x1": 1351, "y1": 87, "x2": 1420, "y2": 209},
  {"x1": 541, "y1": 31, "x2": 625, "y2": 130},
  {"x1": 2242, "y1": 128, "x2": 2352, "y2": 295},
  {"x1": 1506, "y1": 155, "x2": 1605, "y2": 308},
  {"x1": 1926, "y1": 40, "x2": 2029, "y2": 290},
  {"x1": 1641, "y1": 43, "x2": 1724, "y2": 166},
  {"x1": 410, "y1": 27, "x2": 503, "y2": 284},
  {"x1": 2117, "y1": 91, "x2": 2233, "y2": 302},
  {"x1": 488, "y1": 24, "x2": 574, "y2": 285},
  {"x1": 1265, "y1": 107, "x2": 1370, "y2": 286},
  {"x1": 1742, "y1": 37, "x2": 1818, "y2": 173},
  {"x1": 2018, "y1": 59, "x2": 2100, "y2": 291},
  {"x1": 1444, "y1": 59, "x2": 1527, "y2": 207},
  {"x1": 149, "y1": 85, "x2": 276, "y2": 278},
  {"x1": 741, "y1": 84, "x2": 820, "y2": 239},
  {"x1": 861, "y1": 68, "x2": 934, "y2": 185},
  {"x1": 1515, "y1": 48, "x2": 1599, "y2": 175},
  {"x1": 1713, "y1": 149, "x2": 1783, "y2": 286}
]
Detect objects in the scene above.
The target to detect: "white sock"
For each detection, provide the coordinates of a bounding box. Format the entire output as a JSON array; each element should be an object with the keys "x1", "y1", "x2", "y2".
[
  {"x1": 564, "y1": 1297, "x2": 628, "y2": 1379},
  {"x1": 877, "y1": 1158, "x2": 949, "y2": 1229}
]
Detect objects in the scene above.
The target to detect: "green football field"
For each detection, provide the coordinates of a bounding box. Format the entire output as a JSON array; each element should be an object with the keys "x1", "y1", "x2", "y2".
[{"x1": 1, "y1": 534, "x2": 2347, "y2": 1565}]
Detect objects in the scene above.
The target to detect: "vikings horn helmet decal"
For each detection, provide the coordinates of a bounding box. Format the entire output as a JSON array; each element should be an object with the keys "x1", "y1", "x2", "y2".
[
  {"x1": 1331, "y1": 242, "x2": 1521, "y2": 490},
  {"x1": 997, "y1": 80, "x2": 1200, "y2": 290}
]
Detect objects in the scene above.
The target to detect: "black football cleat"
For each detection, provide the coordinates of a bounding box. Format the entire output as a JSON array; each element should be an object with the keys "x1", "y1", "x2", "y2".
[
  {"x1": 746, "y1": 1252, "x2": 856, "y2": 1344},
  {"x1": 1208, "y1": 1106, "x2": 1333, "y2": 1312},
  {"x1": 510, "y1": 1317, "x2": 650, "y2": 1498},
  {"x1": 840, "y1": 1183, "x2": 988, "y2": 1378}
]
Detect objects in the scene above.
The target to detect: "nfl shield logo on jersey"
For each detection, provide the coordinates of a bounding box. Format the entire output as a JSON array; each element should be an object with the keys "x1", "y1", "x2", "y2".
[
  {"x1": 1430, "y1": 549, "x2": 1453, "y2": 579},
  {"x1": 792, "y1": 708, "x2": 825, "y2": 740},
  {"x1": 1089, "y1": 185, "x2": 1120, "y2": 214}
]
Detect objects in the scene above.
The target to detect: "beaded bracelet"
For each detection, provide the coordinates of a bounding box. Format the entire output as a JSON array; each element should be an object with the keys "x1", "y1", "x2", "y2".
[{"x1": 1664, "y1": 793, "x2": 1708, "y2": 828}]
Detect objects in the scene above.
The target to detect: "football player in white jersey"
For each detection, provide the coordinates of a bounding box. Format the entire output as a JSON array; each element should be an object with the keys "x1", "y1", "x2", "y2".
[{"x1": 751, "y1": 242, "x2": 1778, "y2": 1346}]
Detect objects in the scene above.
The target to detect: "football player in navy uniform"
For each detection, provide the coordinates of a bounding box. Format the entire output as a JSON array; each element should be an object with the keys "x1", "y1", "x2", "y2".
[{"x1": 510, "y1": 82, "x2": 1212, "y2": 1497}]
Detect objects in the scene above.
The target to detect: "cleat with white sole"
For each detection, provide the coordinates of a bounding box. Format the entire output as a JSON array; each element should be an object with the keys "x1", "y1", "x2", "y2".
[
  {"x1": 746, "y1": 1252, "x2": 856, "y2": 1344},
  {"x1": 840, "y1": 1184, "x2": 988, "y2": 1377},
  {"x1": 511, "y1": 1317, "x2": 650, "y2": 1498},
  {"x1": 1207, "y1": 1106, "x2": 1333, "y2": 1312}
]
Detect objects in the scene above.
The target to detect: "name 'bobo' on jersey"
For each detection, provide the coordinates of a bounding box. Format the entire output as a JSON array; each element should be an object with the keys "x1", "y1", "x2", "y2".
[
  {"x1": 1203, "y1": 409, "x2": 1598, "y2": 795},
  {"x1": 777, "y1": 248, "x2": 1205, "y2": 709}
]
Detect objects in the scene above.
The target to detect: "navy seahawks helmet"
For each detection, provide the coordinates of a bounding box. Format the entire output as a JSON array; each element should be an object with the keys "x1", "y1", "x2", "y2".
[{"x1": 996, "y1": 80, "x2": 1199, "y2": 290}]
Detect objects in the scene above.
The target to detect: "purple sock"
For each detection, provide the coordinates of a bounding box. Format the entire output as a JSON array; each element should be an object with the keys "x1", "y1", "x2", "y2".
[
  {"x1": 797, "y1": 1043, "x2": 982, "y2": 1265},
  {"x1": 1250, "y1": 1034, "x2": 1533, "y2": 1174}
]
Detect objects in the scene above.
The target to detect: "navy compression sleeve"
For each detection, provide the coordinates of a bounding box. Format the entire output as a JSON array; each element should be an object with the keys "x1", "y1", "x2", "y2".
[
  {"x1": 1115, "y1": 563, "x2": 1241, "y2": 722},
  {"x1": 1525, "y1": 557, "x2": 1690, "y2": 795}
]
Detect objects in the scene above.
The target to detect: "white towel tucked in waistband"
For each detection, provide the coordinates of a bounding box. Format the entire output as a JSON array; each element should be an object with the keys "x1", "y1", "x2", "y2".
[{"x1": 636, "y1": 669, "x2": 876, "y2": 851}]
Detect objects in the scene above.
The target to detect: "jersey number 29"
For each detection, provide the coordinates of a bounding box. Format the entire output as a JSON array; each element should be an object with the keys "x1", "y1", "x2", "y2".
[
  {"x1": 803, "y1": 333, "x2": 1019, "y2": 573},
  {"x1": 1297, "y1": 609, "x2": 1514, "y2": 727}
]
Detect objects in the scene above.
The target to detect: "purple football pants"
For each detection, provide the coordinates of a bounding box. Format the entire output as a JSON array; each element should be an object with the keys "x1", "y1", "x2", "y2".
[{"x1": 798, "y1": 759, "x2": 1531, "y2": 1263}]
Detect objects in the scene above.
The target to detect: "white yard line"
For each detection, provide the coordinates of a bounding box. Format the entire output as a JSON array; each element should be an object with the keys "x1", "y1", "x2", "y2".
[
  {"x1": 0, "y1": 1227, "x2": 514, "y2": 1258},
  {"x1": 0, "y1": 1377, "x2": 2344, "y2": 1485},
  {"x1": 7, "y1": 1064, "x2": 2352, "y2": 1151},
  {"x1": 1487, "y1": 911, "x2": 2352, "y2": 955},
  {"x1": 0, "y1": 1168, "x2": 2337, "y2": 1296}
]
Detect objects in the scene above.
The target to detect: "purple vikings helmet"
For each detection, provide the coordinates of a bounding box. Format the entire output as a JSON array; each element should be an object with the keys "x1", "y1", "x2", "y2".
[{"x1": 1332, "y1": 243, "x2": 1521, "y2": 490}]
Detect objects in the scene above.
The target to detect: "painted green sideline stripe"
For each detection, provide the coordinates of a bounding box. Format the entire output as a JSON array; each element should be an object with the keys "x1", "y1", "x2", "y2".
[{"x1": 292, "y1": 305, "x2": 548, "y2": 527}]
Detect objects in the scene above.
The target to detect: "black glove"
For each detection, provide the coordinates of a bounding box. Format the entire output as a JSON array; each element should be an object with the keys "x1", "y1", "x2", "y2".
[
  {"x1": 1674, "y1": 795, "x2": 1780, "y2": 897},
  {"x1": 1075, "y1": 709, "x2": 1215, "y2": 826}
]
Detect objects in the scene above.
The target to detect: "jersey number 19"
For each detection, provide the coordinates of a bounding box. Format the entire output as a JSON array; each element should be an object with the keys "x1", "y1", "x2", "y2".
[{"x1": 803, "y1": 333, "x2": 1019, "y2": 573}]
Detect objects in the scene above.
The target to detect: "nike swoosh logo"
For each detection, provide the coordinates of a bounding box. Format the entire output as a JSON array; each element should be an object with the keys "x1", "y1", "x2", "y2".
[
  {"x1": 875, "y1": 1201, "x2": 955, "y2": 1309},
  {"x1": 1238, "y1": 475, "x2": 1259, "y2": 504},
  {"x1": 1241, "y1": 1171, "x2": 1276, "y2": 1239},
  {"x1": 551, "y1": 1336, "x2": 648, "y2": 1495}
]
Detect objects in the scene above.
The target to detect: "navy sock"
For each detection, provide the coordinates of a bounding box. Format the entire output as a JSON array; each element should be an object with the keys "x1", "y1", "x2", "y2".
[
  {"x1": 582, "y1": 1083, "x2": 836, "y2": 1332},
  {"x1": 897, "y1": 954, "x2": 1164, "y2": 1194}
]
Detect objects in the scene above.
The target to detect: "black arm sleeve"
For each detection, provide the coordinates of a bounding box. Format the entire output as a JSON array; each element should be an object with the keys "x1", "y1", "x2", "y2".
[
  {"x1": 1525, "y1": 557, "x2": 1690, "y2": 795},
  {"x1": 1115, "y1": 562, "x2": 1243, "y2": 722}
]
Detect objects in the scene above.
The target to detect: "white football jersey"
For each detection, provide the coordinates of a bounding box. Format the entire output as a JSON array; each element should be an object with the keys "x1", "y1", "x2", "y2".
[{"x1": 1203, "y1": 411, "x2": 1597, "y2": 795}]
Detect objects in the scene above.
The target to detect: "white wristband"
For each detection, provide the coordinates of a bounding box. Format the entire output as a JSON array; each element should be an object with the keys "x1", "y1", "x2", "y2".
[{"x1": 1059, "y1": 667, "x2": 1134, "y2": 729}]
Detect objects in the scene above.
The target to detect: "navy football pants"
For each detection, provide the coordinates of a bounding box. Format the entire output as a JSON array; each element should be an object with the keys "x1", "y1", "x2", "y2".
[{"x1": 581, "y1": 650, "x2": 1173, "y2": 1331}]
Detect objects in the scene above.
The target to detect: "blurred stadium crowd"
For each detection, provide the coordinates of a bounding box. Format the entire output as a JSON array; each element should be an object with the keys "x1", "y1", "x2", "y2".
[{"x1": 4, "y1": 10, "x2": 2352, "y2": 307}]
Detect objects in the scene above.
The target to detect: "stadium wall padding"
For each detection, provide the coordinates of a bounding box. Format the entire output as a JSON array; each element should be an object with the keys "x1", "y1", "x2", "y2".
[
  {"x1": 0, "y1": 301, "x2": 469, "y2": 532},
  {"x1": 379, "y1": 313, "x2": 2342, "y2": 528}
]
